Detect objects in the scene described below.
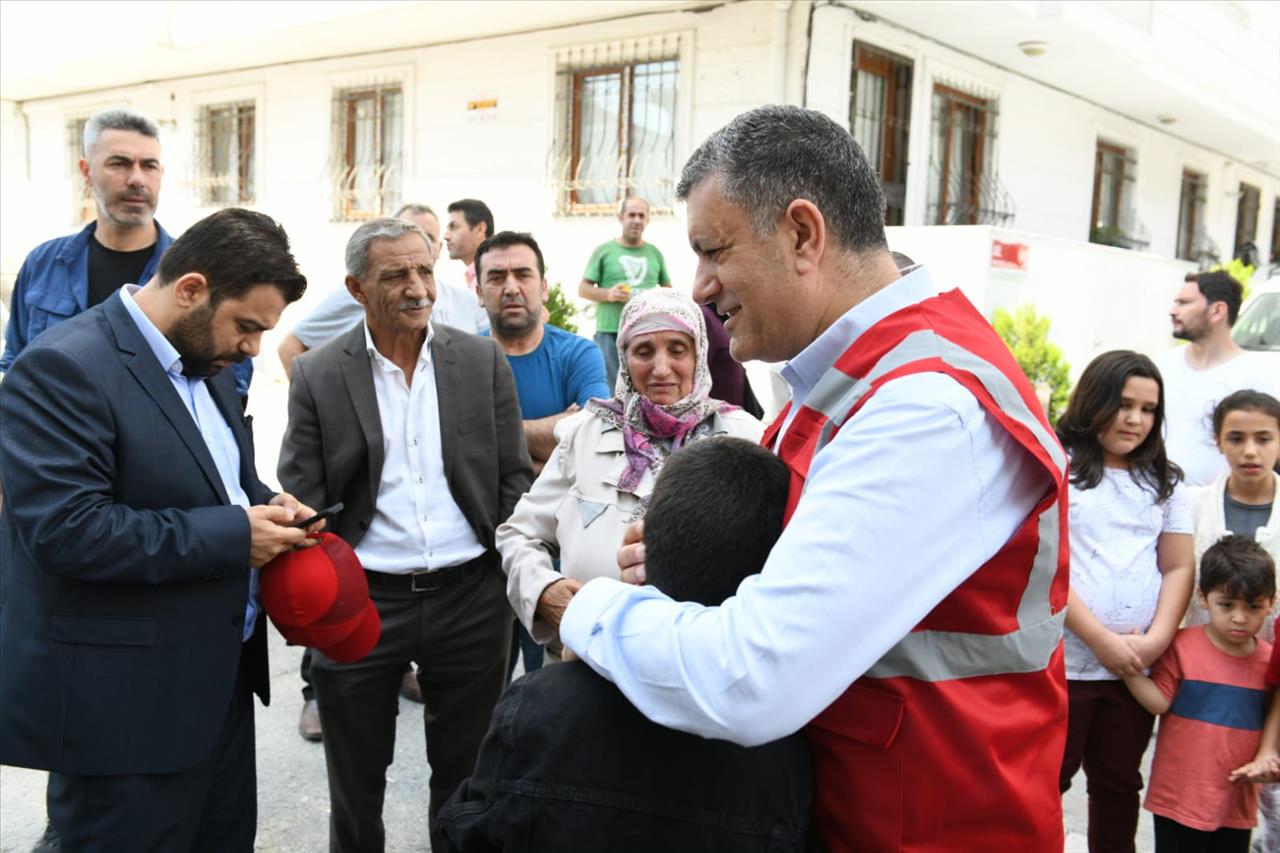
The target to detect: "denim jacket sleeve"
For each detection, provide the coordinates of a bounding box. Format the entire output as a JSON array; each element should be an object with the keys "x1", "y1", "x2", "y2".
[{"x1": 0, "y1": 257, "x2": 35, "y2": 372}]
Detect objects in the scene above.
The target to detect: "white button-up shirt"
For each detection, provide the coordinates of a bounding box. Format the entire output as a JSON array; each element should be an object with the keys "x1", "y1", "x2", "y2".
[
  {"x1": 119, "y1": 285, "x2": 259, "y2": 641},
  {"x1": 560, "y1": 266, "x2": 1051, "y2": 745},
  {"x1": 356, "y1": 322, "x2": 485, "y2": 573}
]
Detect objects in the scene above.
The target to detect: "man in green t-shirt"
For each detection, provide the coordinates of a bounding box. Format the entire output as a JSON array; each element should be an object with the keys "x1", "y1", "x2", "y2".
[{"x1": 578, "y1": 197, "x2": 672, "y2": 389}]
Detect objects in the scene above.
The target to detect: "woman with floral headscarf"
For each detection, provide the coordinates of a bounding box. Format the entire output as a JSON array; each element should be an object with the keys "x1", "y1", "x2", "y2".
[{"x1": 497, "y1": 288, "x2": 762, "y2": 658}]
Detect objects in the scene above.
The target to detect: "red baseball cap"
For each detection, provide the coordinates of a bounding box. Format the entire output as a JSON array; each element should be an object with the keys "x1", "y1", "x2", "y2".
[{"x1": 260, "y1": 533, "x2": 380, "y2": 662}]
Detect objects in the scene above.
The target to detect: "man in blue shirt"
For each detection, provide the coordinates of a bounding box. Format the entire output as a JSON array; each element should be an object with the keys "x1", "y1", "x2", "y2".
[
  {"x1": 476, "y1": 231, "x2": 609, "y2": 472},
  {"x1": 1, "y1": 108, "x2": 253, "y2": 400},
  {"x1": 475, "y1": 230, "x2": 609, "y2": 679}
]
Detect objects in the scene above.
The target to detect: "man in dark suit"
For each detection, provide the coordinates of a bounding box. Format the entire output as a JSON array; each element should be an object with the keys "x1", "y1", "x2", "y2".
[
  {"x1": 0, "y1": 208, "x2": 318, "y2": 849},
  {"x1": 278, "y1": 217, "x2": 532, "y2": 851}
]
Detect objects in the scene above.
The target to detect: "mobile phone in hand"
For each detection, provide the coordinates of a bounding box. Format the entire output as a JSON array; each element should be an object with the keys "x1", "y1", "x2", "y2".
[{"x1": 286, "y1": 502, "x2": 344, "y2": 529}]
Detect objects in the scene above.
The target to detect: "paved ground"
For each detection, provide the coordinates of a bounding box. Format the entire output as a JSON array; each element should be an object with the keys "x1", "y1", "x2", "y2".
[
  {"x1": 0, "y1": 631, "x2": 439, "y2": 851},
  {"x1": 0, "y1": 626, "x2": 1152, "y2": 853}
]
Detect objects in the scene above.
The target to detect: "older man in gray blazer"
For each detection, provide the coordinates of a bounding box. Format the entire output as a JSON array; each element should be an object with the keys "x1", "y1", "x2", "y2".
[{"x1": 279, "y1": 217, "x2": 532, "y2": 852}]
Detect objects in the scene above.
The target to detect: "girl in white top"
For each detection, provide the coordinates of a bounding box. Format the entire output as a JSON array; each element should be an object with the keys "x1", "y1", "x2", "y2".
[
  {"x1": 1185, "y1": 389, "x2": 1280, "y2": 850},
  {"x1": 1057, "y1": 350, "x2": 1195, "y2": 852}
]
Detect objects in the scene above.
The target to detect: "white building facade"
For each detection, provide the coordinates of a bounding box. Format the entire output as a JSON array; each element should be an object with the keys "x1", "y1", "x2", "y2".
[{"x1": 2, "y1": 0, "x2": 1277, "y2": 387}]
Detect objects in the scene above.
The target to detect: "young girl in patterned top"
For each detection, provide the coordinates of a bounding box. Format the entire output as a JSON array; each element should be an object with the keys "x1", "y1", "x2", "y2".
[{"x1": 1057, "y1": 350, "x2": 1196, "y2": 853}]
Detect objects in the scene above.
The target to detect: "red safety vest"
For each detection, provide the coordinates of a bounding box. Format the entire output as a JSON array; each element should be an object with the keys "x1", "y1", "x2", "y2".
[{"x1": 762, "y1": 289, "x2": 1068, "y2": 852}]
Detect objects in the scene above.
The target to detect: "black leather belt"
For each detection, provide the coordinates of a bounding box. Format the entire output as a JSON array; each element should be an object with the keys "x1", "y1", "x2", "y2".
[{"x1": 365, "y1": 554, "x2": 490, "y2": 593}]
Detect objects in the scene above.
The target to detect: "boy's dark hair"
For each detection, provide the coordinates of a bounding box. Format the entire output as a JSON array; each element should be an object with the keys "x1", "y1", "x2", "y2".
[
  {"x1": 1055, "y1": 349, "x2": 1182, "y2": 503},
  {"x1": 643, "y1": 438, "x2": 790, "y2": 607},
  {"x1": 447, "y1": 198, "x2": 494, "y2": 240},
  {"x1": 474, "y1": 231, "x2": 546, "y2": 280},
  {"x1": 1200, "y1": 535, "x2": 1277, "y2": 601},
  {"x1": 1187, "y1": 270, "x2": 1244, "y2": 326},
  {"x1": 157, "y1": 208, "x2": 306, "y2": 306}
]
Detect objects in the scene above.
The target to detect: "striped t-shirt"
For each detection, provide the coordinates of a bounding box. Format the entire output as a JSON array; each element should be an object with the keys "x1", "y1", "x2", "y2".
[{"x1": 1145, "y1": 625, "x2": 1271, "y2": 831}]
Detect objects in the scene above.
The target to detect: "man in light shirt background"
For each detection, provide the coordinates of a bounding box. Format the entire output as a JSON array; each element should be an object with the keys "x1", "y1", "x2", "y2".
[
  {"x1": 442, "y1": 198, "x2": 493, "y2": 298},
  {"x1": 1156, "y1": 270, "x2": 1280, "y2": 486}
]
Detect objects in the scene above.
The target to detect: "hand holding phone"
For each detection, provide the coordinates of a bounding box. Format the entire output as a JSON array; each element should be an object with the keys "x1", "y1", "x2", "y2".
[{"x1": 287, "y1": 502, "x2": 344, "y2": 530}]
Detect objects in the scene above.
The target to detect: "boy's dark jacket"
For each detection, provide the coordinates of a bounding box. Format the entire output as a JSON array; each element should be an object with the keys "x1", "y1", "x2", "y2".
[{"x1": 438, "y1": 661, "x2": 814, "y2": 852}]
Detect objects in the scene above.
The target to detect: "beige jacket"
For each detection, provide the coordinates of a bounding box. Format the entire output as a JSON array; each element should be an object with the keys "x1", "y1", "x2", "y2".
[
  {"x1": 497, "y1": 407, "x2": 763, "y2": 645},
  {"x1": 1183, "y1": 472, "x2": 1280, "y2": 642}
]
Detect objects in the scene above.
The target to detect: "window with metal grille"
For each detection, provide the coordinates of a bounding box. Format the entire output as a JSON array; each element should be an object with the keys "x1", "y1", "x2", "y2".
[
  {"x1": 849, "y1": 43, "x2": 912, "y2": 226},
  {"x1": 1176, "y1": 170, "x2": 1209, "y2": 261},
  {"x1": 196, "y1": 101, "x2": 255, "y2": 207},
  {"x1": 331, "y1": 84, "x2": 403, "y2": 221},
  {"x1": 927, "y1": 85, "x2": 1013, "y2": 226},
  {"x1": 1234, "y1": 183, "x2": 1260, "y2": 251},
  {"x1": 1089, "y1": 141, "x2": 1148, "y2": 249},
  {"x1": 550, "y1": 35, "x2": 680, "y2": 215},
  {"x1": 67, "y1": 117, "x2": 94, "y2": 225}
]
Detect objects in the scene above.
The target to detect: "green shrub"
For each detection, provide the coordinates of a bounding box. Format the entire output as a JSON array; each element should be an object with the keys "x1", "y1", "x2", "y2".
[
  {"x1": 545, "y1": 282, "x2": 579, "y2": 334},
  {"x1": 992, "y1": 304, "x2": 1071, "y2": 423}
]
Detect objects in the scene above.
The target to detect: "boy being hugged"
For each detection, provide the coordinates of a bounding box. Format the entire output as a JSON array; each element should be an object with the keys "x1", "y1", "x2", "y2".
[{"x1": 1125, "y1": 535, "x2": 1277, "y2": 851}]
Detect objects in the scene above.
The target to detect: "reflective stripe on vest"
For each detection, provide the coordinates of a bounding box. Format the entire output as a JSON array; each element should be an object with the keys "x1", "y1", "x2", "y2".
[{"x1": 787, "y1": 327, "x2": 1066, "y2": 683}]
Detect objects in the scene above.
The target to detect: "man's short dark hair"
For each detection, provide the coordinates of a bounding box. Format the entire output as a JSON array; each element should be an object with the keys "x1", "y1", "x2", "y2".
[
  {"x1": 1187, "y1": 270, "x2": 1244, "y2": 326},
  {"x1": 644, "y1": 438, "x2": 791, "y2": 607},
  {"x1": 447, "y1": 199, "x2": 494, "y2": 240},
  {"x1": 474, "y1": 231, "x2": 545, "y2": 280},
  {"x1": 1200, "y1": 534, "x2": 1276, "y2": 602},
  {"x1": 676, "y1": 105, "x2": 888, "y2": 255},
  {"x1": 157, "y1": 208, "x2": 307, "y2": 306}
]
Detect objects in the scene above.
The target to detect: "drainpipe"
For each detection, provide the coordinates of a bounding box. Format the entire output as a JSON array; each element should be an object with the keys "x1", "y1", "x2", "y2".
[
  {"x1": 16, "y1": 100, "x2": 30, "y2": 180},
  {"x1": 771, "y1": 0, "x2": 794, "y2": 103}
]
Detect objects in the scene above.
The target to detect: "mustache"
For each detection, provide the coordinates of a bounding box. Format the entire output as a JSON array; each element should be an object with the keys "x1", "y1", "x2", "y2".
[{"x1": 397, "y1": 298, "x2": 432, "y2": 311}]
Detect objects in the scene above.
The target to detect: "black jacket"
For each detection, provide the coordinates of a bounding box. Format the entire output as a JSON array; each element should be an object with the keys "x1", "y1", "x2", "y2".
[{"x1": 439, "y1": 662, "x2": 814, "y2": 852}]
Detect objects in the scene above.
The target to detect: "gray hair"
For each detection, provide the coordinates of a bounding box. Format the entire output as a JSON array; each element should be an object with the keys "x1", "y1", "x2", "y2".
[
  {"x1": 676, "y1": 105, "x2": 887, "y2": 254},
  {"x1": 82, "y1": 109, "x2": 159, "y2": 158},
  {"x1": 345, "y1": 218, "x2": 429, "y2": 278},
  {"x1": 395, "y1": 203, "x2": 436, "y2": 220}
]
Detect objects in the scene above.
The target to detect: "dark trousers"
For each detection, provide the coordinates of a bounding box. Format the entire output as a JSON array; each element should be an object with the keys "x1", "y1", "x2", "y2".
[
  {"x1": 594, "y1": 331, "x2": 619, "y2": 391},
  {"x1": 1153, "y1": 815, "x2": 1251, "y2": 853},
  {"x1": 47, "y1": 654, "x2": 257, "y2": 852},
  {"x1": 301, "y1": 645, "x2": 316, "y2": 701},
  {"x1": 1060, "y1": 679, "x2": 1157, "y2": 853},
  {"x1": 311, "y1": 555, "x2": 512, "y2": 853},
  {"x1": 506, "y1": 619, "x2": 544, "y2": 683}
]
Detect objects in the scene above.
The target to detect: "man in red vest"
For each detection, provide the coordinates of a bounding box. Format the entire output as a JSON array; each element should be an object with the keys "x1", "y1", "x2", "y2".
[{"x1": 555, "y1": 105, "x2": 1070, "y2": 851}]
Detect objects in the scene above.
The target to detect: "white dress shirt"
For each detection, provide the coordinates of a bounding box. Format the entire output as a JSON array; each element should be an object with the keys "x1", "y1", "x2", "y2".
[
  {"x1": 356, "y1": 322, "x2": 485, "y2": 573},
  {"x1": 560, "y1": 266, "x2": 1051, "y2": 746},
  {"x1": 119, "y1": 285, "x2": 259, "y2": 641}
]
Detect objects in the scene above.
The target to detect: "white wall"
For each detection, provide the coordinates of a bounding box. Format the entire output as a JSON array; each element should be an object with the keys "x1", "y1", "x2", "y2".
[
  {"x1": 804, "y1": 4, "x2": 1280, "y2": 262},
  {"x1": 0, "y1": 2, "x2": 787, "y2": 364},
  {"x1": 2, "y1": 0, "x2": 1273, "y2": 408},
  {"x1": 889, "y1": 223, "x2": 1195, "y2": 381}
]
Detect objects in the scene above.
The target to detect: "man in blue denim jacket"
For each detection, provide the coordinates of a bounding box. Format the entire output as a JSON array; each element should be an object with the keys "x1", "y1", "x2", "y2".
[{"x1": 0, "y1": 108, "x2": 253, "y2": 399}]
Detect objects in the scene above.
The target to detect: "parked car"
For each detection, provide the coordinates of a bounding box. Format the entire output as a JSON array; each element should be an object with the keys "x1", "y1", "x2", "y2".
[{"x1": 1233, "y1": 275, "x2": 1280, "y2": 377}]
